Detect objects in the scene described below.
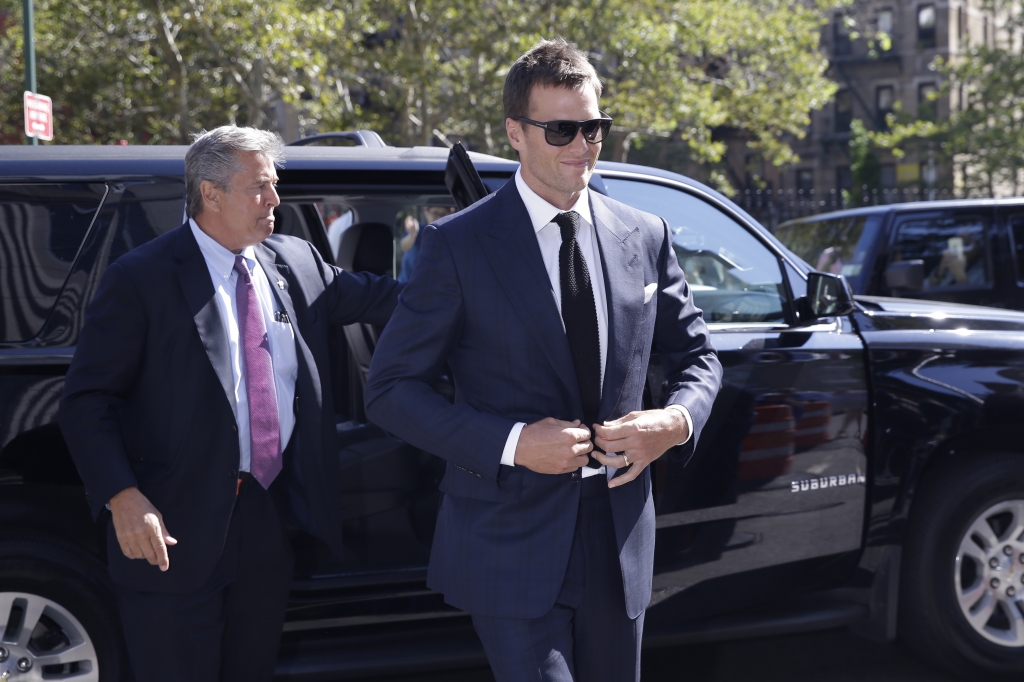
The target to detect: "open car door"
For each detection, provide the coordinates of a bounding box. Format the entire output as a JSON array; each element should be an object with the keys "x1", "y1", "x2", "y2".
[{"x1": 445, "y1": 142, "x2": 491, "y2": 210}]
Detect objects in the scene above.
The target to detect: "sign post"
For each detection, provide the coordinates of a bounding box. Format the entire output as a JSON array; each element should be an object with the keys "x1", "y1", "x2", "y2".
[
  {"x1": 24, "y1": 91, "x2": 53, "y2": 141},
  {"x1": 23, "y1": 0, "x2": 37, "y2": 145}
]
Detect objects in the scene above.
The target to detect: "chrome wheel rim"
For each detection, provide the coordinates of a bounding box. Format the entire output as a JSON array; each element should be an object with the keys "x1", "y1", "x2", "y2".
[
  {"x1": 0, "y1": 592, "x2": 98, "y2": 681},
  {"x1": 955, "y1": 499, "x2": 1024, "y2": 647}
]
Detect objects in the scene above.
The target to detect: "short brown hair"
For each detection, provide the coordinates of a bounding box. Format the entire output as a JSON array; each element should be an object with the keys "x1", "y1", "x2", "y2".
[{"x1": 503, "y1": 38, "x2": 602, "y2": 121}]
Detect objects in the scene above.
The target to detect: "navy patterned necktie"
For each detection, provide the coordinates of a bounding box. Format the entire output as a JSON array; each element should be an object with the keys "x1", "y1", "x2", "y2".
[{"x1": 554, "y1": 210, "x2": 602, "y2": 468}]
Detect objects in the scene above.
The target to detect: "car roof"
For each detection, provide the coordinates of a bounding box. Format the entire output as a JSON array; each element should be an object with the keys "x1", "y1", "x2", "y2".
[
  {"x1": 0, "y1": 144, "x2": 524, "y2": 177},
  {"x1": 778, "y1": 196, "x2": 1024, "y2": 227}
]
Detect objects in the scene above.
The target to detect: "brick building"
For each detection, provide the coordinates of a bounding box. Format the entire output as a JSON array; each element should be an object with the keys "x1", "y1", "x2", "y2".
[{"x1": 735, "y1": 0, "x2": 995, "y2": 226}]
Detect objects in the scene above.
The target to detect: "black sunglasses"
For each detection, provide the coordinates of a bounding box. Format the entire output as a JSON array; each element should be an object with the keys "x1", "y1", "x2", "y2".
[{"x1": 515, "y1": 111, "x2": 614, "y2": 146}]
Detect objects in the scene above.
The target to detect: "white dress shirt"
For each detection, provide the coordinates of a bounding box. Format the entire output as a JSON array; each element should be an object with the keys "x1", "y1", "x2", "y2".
[
  {"x1": 499, "y1": 171, "x2": 692, "y2": 479},
  {"x1": 190, "y1": 219, "x2": 298, "y2": 472}
]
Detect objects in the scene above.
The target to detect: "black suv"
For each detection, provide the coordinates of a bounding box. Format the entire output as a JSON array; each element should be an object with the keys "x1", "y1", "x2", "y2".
[
  {"x1": 774, "y1": 199, "x2": 1024, "y2": 310},
  {"x1": 3, "y1": 142, "x2": 1024, "y2": 680}
]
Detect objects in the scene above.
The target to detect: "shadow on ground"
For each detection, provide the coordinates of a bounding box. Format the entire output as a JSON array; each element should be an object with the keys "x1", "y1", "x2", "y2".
[{"x1": 366, "y1": 628, "x2": 966, "y2": 681}]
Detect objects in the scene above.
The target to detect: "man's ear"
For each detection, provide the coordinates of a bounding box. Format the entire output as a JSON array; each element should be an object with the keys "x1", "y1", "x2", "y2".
[
  {"x1": 199, "y1": 180, "x2": 222, "y2": 214},
  {"x1": 506, "y1": 118, "x2": 525, "y2": 154}
]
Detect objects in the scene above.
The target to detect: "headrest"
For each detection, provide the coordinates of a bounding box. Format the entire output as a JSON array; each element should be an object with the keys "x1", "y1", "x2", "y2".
[{"x1": 336, "y1": 222, "x2": 393, "y2": 276}]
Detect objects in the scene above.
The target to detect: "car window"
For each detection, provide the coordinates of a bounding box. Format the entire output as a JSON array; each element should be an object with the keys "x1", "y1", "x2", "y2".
[
  {"x1": 1009, "y1": 214, "x2": 1024, "y2": 283},
  {"x1": 602, "y1": 177, "x2": 785, "y2": 324},
  {"x1": 395, "y1": 204, "x2": 455, "y2": 282},
  {"x1": 891, "y1": 212, "x2": 989, "y2": 289},
  {"x1": 318, "y1": 203, "x2": 355, "y2": 262},
  {"x1": 101, "y1": 180, "x2": 186, "y2": 262},
  {"x1": 0, "y1": 183, "x2": 107, "y2": 342},
  {"x1": 773, "y1": 214, "x2": 883, "y2": 293}
]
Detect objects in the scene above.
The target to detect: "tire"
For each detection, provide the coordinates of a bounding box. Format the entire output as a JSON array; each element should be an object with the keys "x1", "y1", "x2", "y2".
[
  {"x1": 0, "y1": 537, "x2": 129, "y2": 682},
  {"x1": 901, "y1": 452, "x2": 1024, "y2": 678}
]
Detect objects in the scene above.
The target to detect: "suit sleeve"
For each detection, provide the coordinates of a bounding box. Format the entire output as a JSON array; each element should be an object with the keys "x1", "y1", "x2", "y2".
[
  {"x1": 58, "y1": 262, "x2": 144, "y2": 517},
  {"x1": 363, "y1": 226, "x2": 515, "y2": 480},
  {"x1": 308, "y1": 240, "x2": 404, "y2": 326},
  {"x1": 651, "y1": 217, "x2": 723, "y2": 460}
]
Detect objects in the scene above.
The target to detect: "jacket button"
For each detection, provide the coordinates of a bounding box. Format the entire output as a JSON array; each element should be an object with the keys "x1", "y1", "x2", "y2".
[
  {"x1": 229, "y1": 469, "x2": 238, "y2": 478},
  {"x1": 571, "y1": 471, "x2": 581, "y2": 482},
  {"x1": 232, "y1": 423, "x2": 238, "y2": 432}
]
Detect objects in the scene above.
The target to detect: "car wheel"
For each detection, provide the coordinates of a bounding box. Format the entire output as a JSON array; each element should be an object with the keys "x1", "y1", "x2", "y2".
[
  {"x1": 901, "y1": 452, "x2": 1024, "y2": 678},
  {"x1": 0, "y1": 538, "x2": 128, "y2": 682}
]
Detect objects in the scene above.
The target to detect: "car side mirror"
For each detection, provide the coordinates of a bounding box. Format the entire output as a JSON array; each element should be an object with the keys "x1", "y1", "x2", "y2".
[
  {"x1": 806, "y1": 271, "x2": 855, "y2": 319},
  {"x1": 885, "y1": 260, "x2": 924, "y2": 293}
]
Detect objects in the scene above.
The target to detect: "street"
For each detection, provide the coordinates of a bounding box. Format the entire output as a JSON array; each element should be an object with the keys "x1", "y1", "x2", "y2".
[{"x1": 364, "y1": 628, "x2": 964, "y2": 682}]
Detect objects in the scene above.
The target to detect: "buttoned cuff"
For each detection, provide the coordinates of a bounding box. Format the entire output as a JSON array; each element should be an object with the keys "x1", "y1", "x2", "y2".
[
  {"x1": 666, "y1": 404, "x2": 693, "y2": 445},
  {"x1": 501, "y1": 422, "x2": 526, "y2": 467}
]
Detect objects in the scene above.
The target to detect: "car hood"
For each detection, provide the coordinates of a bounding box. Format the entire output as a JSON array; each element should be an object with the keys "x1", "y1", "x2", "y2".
[{"x1": 854, "y1": 295, "x2": 1024, "y2": 332}]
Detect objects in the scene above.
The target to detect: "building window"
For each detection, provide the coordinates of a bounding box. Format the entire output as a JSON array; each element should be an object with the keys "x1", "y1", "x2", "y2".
[
  {"x1": 880, "y1": 164, "x2": 896, "y2": 189},
  {"x1": 796, "y1": 169, "x2": 815, "y2": 195},
  {"x1": 876, "y1": 85, "x2": 895, "y2": 129},
  {"x1": 835, "y1": 89, "x2": 853, "y2": 132},
  {"x1": 918, "y1": 82, "x2": 938, "y2": 120},
  {"x1": 834, "y1": 14, "x2": 852, "y2": 56},
  {"x1": 957, "y1": 5, "x2": 965, "y2": 42},
  {"x1": 918, "y1": 4, "x2": 937, "y2": 48},
  {"x1": 983, "y1": 16, "x2": 989, "y2": 46},
  {"x1": 878, "y1": 8, "x2": 894, "y2": 37},
  {"x1": 837, "y1": 167, "x2": 853, "y2": 192}
]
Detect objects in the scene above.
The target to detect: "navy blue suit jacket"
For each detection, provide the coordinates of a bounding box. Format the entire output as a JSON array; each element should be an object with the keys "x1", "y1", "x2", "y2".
[
  {"x1": 59, "y1": 223, "x2": 401, "y2": 593},
  {"x1": 364, "y1": 181, "x2": 721, "y2": 619}
]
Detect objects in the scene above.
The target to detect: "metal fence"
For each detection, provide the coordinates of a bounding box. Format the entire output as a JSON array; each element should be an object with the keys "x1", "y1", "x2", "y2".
[{"x1": 739, "y1": 186, "x2": 956, "y2": 229}]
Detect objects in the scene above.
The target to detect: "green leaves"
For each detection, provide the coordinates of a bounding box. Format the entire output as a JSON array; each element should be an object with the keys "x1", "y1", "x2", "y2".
[{"x1": 2, "y1": 0, "x2": 839, "y2": 193}]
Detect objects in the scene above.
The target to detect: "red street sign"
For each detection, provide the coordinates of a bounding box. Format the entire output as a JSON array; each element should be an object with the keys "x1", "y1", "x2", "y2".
[{"x1": 24, "y1": 91, "x2": 53, "y2": 141}]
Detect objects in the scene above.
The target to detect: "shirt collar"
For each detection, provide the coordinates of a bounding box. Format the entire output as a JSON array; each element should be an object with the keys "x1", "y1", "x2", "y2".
[
  {"x1": 514, "y1": 167, "x2": 592, "y2": 234},
  {"x1": 189, "y1": 218, "x2": 257, "y2": 280}
]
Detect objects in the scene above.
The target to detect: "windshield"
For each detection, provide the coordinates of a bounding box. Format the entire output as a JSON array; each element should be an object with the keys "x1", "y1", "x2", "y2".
[{"x1": 773, "y1": 214, "x2": 884, "y2": 293}]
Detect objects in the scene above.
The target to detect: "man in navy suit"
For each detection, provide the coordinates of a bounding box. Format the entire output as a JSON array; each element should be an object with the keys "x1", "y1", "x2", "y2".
[
  {"x1": 365, "y1": 39, "x2": 721, "y2": 681},
  {"x1": 58, "y1": 126, "x2": 401, "y2": 682}
]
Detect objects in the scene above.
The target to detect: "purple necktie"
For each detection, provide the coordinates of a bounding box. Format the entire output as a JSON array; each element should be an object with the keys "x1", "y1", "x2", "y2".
[{"x1": 233, "y1": 256, "x2": 282, "y2": 489}]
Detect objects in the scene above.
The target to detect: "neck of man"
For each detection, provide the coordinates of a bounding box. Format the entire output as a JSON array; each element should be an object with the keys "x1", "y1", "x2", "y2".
[{"x1": 193, "y1": 214, "x2": 245, "y2": 254}]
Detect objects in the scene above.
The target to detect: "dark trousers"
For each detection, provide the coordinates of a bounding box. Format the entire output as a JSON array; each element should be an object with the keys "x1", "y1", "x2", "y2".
[
  {"x1": 115, "y1": 473, "x2": 294, "y2": 682},
  {"x1": 471, "y1": 475, "x2": 644, "y2": 682}
]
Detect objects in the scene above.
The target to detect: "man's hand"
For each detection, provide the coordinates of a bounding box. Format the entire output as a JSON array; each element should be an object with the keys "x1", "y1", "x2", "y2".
[
  {"x1": 592, "y1": 408, "x2": 689, "y2": 488},
  {"x1": 108, "y1": 487, "x2": 177, "y2": 571},
  {"x1": 400, "y1": 214, "x2": 420, "y2": 252},
  {"x1": 514, "y1": 417, "x2": 593, "y2": 474}
]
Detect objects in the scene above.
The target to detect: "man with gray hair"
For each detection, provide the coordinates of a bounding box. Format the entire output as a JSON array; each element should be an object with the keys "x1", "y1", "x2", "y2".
[{"x1": 59, "y1": 125, "x2": 402, "y2": 682}]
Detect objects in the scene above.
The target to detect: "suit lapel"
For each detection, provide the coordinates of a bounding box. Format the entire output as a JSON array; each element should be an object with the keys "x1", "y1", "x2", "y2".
[
  {"x1": 476, "y1": 182, "x2": 580, "y2": 403},
  {"x1": 253, "y1": 243, "x2": 322, "y2": 408},
  {"x1": 173, "y1": 223, "x2": 237, "y2": 420},
  {"x1": 591, "y1": 192, "x2": 645, "y2": 421},
  {"x1": 252, "y1": 245, "x2": 299, "y2": 333}
]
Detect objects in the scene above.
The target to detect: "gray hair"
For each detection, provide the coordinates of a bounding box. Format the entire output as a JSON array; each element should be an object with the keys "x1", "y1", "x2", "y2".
[{"x1": 184, "y1": 126, "x2": 285, "y2": 218}]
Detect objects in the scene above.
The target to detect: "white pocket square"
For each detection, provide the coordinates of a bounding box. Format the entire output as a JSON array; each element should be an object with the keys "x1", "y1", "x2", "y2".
[{"x1": 643, "y1": 283, "x2": 658, "y2": 304}]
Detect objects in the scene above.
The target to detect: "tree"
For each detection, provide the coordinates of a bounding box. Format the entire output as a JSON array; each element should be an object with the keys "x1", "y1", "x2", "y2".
[
  {"x1": 2, "y1": 0, "x2": 843, "y2": 194},
  {"x1": 317, "y1": 0, "x2": 846, "y2": 192},
  {"x1": 846, "y1": 118, "x2": 881, "y2": 206},
  {"x1": 0, "y1": 0, "x2": 345, "y2": 143},
  {"x1": 872, "y1": 0, "x2": 1024, "y2": 197}
]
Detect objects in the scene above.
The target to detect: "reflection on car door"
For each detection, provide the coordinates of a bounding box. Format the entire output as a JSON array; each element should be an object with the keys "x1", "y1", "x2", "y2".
[{"x1": 601, "y1": 175, "x2": 869, "y2": 629}]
